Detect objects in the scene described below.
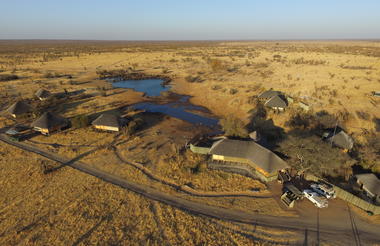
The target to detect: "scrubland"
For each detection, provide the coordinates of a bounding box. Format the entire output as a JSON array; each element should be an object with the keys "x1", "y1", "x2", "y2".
[
  {"x1": 0, "y1": 142, "x2": 302, "y2": 245},
  {"x1": 1, "y1": 40, "x2": 380, "y2": 244}
]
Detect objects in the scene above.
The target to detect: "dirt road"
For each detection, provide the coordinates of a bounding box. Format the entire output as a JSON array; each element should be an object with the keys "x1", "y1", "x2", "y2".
[{"x1": 1, "y1": 134, "x2": 379, "y2": 244}]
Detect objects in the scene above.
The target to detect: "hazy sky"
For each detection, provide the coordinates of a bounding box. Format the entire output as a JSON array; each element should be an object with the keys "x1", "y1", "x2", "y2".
[{"x1": 1, "y1": 0, "x2": 379, "y2": 40}]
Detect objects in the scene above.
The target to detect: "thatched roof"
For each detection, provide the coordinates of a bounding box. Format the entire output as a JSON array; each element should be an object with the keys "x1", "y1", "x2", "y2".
[
  {"x1": 31, "y1": 112, "x2": 67, "y2": 129},
  {"x1": 264, "y1": 95, "x2": 288, "y2": 108},
  {"x1": 35, "y1": 89, "x2": 51, "y2": 99},
  {"x1": 92, "y1": 114, "x2": 120, "y2": 128},
  {"x1": 258, "y1": 90, "x2": 281, "y2": 99},
  {"x1": 249, "y1": 131, "x2": 261, "y2": 141},
  {"x1": 324, "y1": 129, "x2": 354, "y2": 150},
  {"x1": 6, "y1": 101, "x2": 33, "y2": 115},
  {"x1": 209, "y1": 139, "x2": 289, "y2": 174},
  {"x1": 355, "y1": 173, "x2": 380, "y2": 196}
]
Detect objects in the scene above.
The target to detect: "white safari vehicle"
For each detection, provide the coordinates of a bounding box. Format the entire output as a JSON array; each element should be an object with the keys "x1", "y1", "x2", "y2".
[
  {"x1": 303, "y1": 189, "x2": 328, "y2": 208},
  {"x1": 310, "y1": 182, "x2": 336, "y2": 199}
]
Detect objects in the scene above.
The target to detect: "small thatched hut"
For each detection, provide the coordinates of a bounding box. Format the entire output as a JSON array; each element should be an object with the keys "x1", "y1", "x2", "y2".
[
  {"x1": 323, "y1": 128, "x2": 354, "y2": 151},
  {"x1": 92, "y1": 114, "x2": 121, "y2": 132},
  {"x1": 35, "y1": 89, "x2": 52, "y2": 101},
  {"x1": 355, "y1": 173, "x2": 380, "y2": 204},
  {"x1": 6, "y1": 101, "x2": 33, "y2": 118},
  {"x1": 258, "y1": 90, "x2": 281, "y2": 100},
  {"x1": 31, "y1": 112, "x2": 68, "y2": 135},
  {"x1": 264, "y1": 95, "x2": 288, "y2": 111}
]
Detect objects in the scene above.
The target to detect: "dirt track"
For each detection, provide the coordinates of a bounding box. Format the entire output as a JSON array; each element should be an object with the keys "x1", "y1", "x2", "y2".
[{"x1": 1, "y1": 134, "x2": 379, "y2": 244}]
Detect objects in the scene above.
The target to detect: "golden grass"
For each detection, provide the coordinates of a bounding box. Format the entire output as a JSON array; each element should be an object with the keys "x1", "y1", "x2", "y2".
[
  {"x1": 0, "y1": 142, "x2": 300, "y2": 245},
  {"x1": 1, "y1": 40, "x2": 380, "y2": 244}
]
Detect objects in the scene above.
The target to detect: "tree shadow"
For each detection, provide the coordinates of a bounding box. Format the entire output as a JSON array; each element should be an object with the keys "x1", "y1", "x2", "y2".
[
  {"x1": 84, "y1": 105, "x2": 165, "y2": 135},
  {"x1": 246, "y1": 115, "x2": 285, "y2": 150},
  {"x1": 60, "y1": 98, "x2": 92, "y2": 114},
  {"x1": 374, "y1": 118, "x2": 380, "y2": 132}
]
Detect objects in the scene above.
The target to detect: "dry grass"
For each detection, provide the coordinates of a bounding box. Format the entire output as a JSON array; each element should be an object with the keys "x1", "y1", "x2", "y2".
[
  {"x1": 1, "y1": 40, "x2": 380, "y2": 244},
  {"x1": 0, "y1": 141, "x2": 300, "y2": 245}
]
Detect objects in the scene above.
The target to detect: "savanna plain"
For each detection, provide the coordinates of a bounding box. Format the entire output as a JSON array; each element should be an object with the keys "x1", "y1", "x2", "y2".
[{"x1": 0, "y1": 40, "x2": 379, "y2": 245}]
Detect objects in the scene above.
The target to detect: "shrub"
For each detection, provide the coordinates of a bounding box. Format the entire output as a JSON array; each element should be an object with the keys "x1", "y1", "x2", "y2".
[
  {"x1": 39, "y1": 160, "x2": 56, "y2": 174},
  {"x1": 185, "y1": 75, "x2": 203, "y2": 83},
  {"x1": 277, "y1": 132, "x2": 353, "y2": 177},
  {"x1": 248, "y1": 102, "x2": 267, "y2": 118},
  {"x1": 292, "y1": 57, "x2": 327, "y2": 65},
  {"x1": 211, "y1": 85, "x2": 222, "y2": 90},
  {"x1": 44, "y1": 72, "x2": 62, "y2": 78},
  {"x1": 315, "y1": 111, "x2": 337, "y2": 128},
  {"x1": 208, "y1": 59, "x2": 226, "y2": 72},
  {"x1": 330, "y1": 89, "x2": 338, "y2": 97},
  {"x1": 356, "y1": 111, "x2": 371, "y2": 121},
  {"x1": 286, "y1": 112, "x2": 315, "y2": 129},
  {"x1": 124, "y1": 117, "x2": 144, "y2": 136},
  {"x1": 374, "y1": 118, "x2": 380, "y2": 132},
  {"x1": 227, "y1": 66, "x2": 239, "y2": 73},
  {"x1": 229, "y1": 88, "x2": 238, "y2": 95},
  {"x1": 71, "y1": 115, "x2": 89, "y2": 128},
  {"x1": 356, "y1": 132, "x2": 380, "y2": 172},
  {"x1": 0, "y1": 74, "x2": 19, "y2": 81},
  {"x1": 251, "y1": 62, "x2": 269, "y2": 69},
  {"x1": 191, "y1": 162, "x2": 207, "y2": 174},
  {"x1": 340, "y1": 65, "x2": 372, "y2": 70},
  {"x1": 220, "y1": 115, "x2": 248, "y2": 138}
]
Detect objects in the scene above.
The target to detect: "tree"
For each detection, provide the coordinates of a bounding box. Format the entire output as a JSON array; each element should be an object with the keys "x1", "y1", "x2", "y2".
[
  {"x1": 286, "y1": 111, "x2": 315, "y2": 129},
  {"x1": 357, "y1": 132, "x2": 380, "y2": 173},
  {"x1": 71, "y1": 115, "x2": 89, "y2": 128},
  {"x1": 220, "y1": 115, "x2": 248, "y2": 138},
  {"x1": 277, "y1": 131, "x2": 354, "y2": 178},
  {"x1": 123, "y1": 117, "x2": 144, "y2": 136}
]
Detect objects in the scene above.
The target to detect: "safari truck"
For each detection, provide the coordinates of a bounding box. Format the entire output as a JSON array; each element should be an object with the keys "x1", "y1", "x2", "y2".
[{"x1": 303, "y1": 189, "x2": 328, "y2": 208}]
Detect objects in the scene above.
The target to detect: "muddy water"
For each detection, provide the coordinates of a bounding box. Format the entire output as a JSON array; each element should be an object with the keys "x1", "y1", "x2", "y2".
[{"x1": 112, "y1": 79, "x2": 219, "y2": 127}]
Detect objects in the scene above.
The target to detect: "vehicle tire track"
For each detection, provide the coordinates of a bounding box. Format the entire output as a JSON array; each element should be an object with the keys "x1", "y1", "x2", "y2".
[
  {"x1": 347, "y1": 204, "x2": 361, "y2": 246},
  {"x1": 114, "y1": 148, "x2": 271, "y2": 199},
  {"x1": 1, "y1": 134, "x2": 379, "y2": 243}
]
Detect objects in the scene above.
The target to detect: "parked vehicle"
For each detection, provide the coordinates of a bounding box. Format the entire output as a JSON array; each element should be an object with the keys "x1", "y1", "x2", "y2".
[
  {"x1": 303, "y1": 189, "x2": 328, "y2": 208},
  {"x1": 278, "y1": 170, "x2": 291, "y2": 184},
  {"x1": 310, "y1": 182, "x2": 336, "y2": 199},
  {"x1": 5, "y1": 125, "x2": 32, "y2": 142},
  {"x1": 283, "y1": 182, "x2": 303, "y2": 200}
]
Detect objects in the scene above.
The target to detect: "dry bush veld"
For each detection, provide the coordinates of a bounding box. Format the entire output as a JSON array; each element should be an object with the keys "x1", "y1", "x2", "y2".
[{"x1": 1, "y1": 40, "x2": 380, "y2": 244}]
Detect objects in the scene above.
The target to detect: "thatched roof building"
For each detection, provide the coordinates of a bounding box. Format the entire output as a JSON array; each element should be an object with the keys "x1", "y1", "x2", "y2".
[
  {"x1": 31, "y1": 112, "x2": 68, "y2": 135},
  {"x1": 323, "y1": 129, "x2": 354, "y2": 150},
  {"x1": 6, "y1": 101, "x2": 33, "y2": 118},
  {"x1": 92, "y1": 114, "x2": 121, "y2": 132},
  {"x1": 355, "y1": 173, "x2": 380, "y2": 202},
  {"x1": 264, "y1": 95, "x2": 288, "y2": 110},
  {"x1": 249, "y1": 131, "x2": 261, "y2": 141},
  {"x1": 258, "y1": 90, "x2": 281, "y2": 100},
  {"x1": 35, "y1": 89, "x2": 51, "y2": 100},
  {"x1": 209, "y1": 139, "x2": 289, "y2": 180}
]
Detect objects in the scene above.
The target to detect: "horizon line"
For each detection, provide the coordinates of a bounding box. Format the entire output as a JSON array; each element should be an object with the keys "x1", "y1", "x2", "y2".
[{"x1": 0, "y1": 38, "x2": 380, "y2": 42}]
